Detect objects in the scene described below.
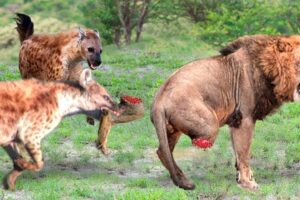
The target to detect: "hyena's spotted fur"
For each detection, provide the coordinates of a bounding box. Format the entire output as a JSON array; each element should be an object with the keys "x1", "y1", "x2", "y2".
[
  {"x1": 15, "y1": 13, "x2": 102, "y2": 81},
  {"x1": 15, "y1": 13, "x2": 102, "y2": 152},
  {"x1": 0, "y1": 69, "x2": 117, "y2": 190}
]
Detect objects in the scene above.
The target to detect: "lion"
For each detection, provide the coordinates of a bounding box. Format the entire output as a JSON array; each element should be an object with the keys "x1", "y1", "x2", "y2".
[{"x1": 151, "y1": 35, "x2": 300, "y2": 190}]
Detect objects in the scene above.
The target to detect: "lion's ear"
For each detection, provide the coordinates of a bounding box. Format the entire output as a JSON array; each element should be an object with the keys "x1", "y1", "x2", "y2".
[
  {"x1": 220, "y1": 37, "x2": 246, "y2": 56},
  {"x1": 277, "y1": 39, "x2": 293, "y2": 52}
]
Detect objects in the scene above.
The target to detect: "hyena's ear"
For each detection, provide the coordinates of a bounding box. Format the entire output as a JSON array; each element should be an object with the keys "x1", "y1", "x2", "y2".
[
  {"x1": 79, "y1": 69, "x2": 93, "y2": 88},
  {"x1": 94, "y1": 29, "x2": 99, "y2": 38},
  {"x1": 78, "y1": 27, "x2": 86, "y2": 41}
]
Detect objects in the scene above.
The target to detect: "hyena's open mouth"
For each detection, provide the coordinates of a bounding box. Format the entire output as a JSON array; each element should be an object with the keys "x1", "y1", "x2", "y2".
[{"x1": 87, "y1": 60, "x2": 99, "y2": 70}]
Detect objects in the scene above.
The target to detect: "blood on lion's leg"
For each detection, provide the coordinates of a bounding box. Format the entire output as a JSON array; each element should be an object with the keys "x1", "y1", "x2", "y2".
[{"x1": 230, "y1": 117, "x2": 259, "y2": 190}]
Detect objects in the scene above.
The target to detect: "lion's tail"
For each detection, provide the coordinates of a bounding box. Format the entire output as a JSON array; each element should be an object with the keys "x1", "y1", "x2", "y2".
[{"x1": 15, "y1": 13, "x2": 34, "y2": 43}]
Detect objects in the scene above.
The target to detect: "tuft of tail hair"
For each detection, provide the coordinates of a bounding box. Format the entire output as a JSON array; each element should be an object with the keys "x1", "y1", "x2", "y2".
[{"x1": 15, "y1": 13, "x2": 34, "y2": 43}]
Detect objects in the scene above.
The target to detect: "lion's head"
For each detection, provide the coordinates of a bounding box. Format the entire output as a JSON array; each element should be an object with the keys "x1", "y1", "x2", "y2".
[{"x1": 221, "y1": 35, "x2": 300, "y2": 103}]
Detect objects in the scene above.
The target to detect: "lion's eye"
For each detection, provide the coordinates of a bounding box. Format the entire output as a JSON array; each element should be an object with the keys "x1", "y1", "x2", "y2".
[
  {"x1": 87, "y1": 47, "x2": 95, "y2": 53},
  {"x1": 297, "y1": 84, "x2": 300, "y2": 94}
]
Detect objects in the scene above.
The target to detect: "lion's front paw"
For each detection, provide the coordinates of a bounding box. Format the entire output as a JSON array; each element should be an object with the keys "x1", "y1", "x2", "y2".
[{"x1": 238, "y1": 180, "x2": 259, "y2": 191}]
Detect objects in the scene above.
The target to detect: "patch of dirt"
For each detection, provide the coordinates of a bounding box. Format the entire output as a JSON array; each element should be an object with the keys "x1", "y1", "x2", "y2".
[
  {"x1": 43, "y1": 140, "x2": 114, "y2": 174},
  {"x1": 281, "y1": 161, "x2": 300, "y2": 177},
  {"x1": 0, "y1": 189, "x2": 32, "y2": 200},
  {"x1": 96, "y1": 64, "x2": 169, "y2": 78},
  {"x1": 100, "y1": 183, "x2": 126, "y2": 192},
  {"x1": 173, "y1": 146, "x2": 206, "y2": 160}
]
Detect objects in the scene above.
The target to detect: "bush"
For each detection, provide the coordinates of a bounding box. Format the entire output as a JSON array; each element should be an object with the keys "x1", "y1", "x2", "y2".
[{"x1": 194, "y1": 1, "x2": 300, "y2": 46}]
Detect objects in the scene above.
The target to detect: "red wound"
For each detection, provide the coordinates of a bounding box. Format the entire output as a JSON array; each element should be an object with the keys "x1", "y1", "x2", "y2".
[
  {"x1": 121, "y1": 96, "x2": 142, "y2": 104},
  {"x1": 192, "y1": 138, "x2": 213, "y2": 149}
]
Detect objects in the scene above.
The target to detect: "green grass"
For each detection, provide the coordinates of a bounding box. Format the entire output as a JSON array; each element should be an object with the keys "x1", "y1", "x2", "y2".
[{"x1": 0, "y1": 19, "x2": 300, "y2": 200}]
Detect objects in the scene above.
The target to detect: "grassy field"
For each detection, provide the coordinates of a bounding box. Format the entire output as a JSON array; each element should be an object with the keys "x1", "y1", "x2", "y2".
[{"x1": 0, "y1": 20, "x2": 300, "y2": 200}]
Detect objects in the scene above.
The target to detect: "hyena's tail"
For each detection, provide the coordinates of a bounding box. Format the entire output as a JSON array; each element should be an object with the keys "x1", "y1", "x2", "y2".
[{"x1": 15, "y1": 13, "x2": 34, "y2": 43}]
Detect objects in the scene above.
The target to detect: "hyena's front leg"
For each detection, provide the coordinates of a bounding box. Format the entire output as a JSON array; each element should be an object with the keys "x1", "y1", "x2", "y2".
[
  {"x1": 230, "y1": 117, "x2": 259, "y2": 190},
  {"x1": 2, "y1": 144, "x2": 24, "y2": 190},
  {"x1": 15, "y1": 141, "x2": 44, "y2": 171}
]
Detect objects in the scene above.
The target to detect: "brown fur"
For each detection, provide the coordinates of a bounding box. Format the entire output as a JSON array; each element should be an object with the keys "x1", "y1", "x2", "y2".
[
  {"x1": 0, "y1": 69, "x2": 118, "y2": 190},
  {"x1": 15, "y1": 13, "x2": 102, "y2": 81},
  {"x1": 151, "y1": 35, "x2": 300, "y2": 190}
]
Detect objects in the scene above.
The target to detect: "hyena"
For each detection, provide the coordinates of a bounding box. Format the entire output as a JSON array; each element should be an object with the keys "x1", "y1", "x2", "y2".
[
  {"x1": 15, "y1": 13, "x2": 102, "y2": 81},
  {"x1": 0, "y1": 69, "x2": 118, "y2": 190}
]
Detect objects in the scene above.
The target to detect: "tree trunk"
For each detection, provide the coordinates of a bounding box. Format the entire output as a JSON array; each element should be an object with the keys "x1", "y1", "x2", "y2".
[
  {"x1": 117, "y1": 0, "x2": 134, "y2": 45},
  {"x1": 114, "y1": 27, "x2": 121, "y2": 47},
  {"x1": 124, "y1": 28, "x2": 131, "y2": 45},
  {"x1": 135, "y1": 0, "x2": 151, "y2": 42}
]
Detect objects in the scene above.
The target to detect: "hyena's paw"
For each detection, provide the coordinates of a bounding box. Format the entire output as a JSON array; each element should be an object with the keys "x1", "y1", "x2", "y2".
[
  {"x1": 15, "y1": 159, "x2": 43, "y2": 171},
  {"x1": 86, "y1": 117, "x2": 95, "y2": 125},
  {"x1": 100, "y1": 146, "x2": 110, "y2": 156},
  {"x1": 2, "y1": 170, "x2": 22, "y2": 191},
  {"x1": 14, "y1": 158, "x2": 31, "y2": 170},
  {"x1": 3, "y1": 174, "x2": 15, "y2": 190},
  {"x1": 96, "y1": 142, "x2": 110, "y2": 156}
]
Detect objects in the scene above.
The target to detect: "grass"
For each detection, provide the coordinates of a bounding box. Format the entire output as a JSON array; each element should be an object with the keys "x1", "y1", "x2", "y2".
[{"x1": 0, "y1": 19, "x2": 299, "y2": 200}]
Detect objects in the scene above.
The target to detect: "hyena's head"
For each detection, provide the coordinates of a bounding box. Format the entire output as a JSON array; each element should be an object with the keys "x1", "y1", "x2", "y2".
[
  {"x1": 78, "y1": 28, "x2": 102, "y2": 70},
  {"x1": 78, "y1": 69, "x2": 118, "y2": 114}
]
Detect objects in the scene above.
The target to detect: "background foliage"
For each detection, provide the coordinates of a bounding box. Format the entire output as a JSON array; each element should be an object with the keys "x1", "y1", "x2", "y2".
[
  {"x1": 0, "y1": 1, "x2": 300, "y2": 199},
  {"x1": 1, "y1": 0, "x2": 300, "y2": 47}
]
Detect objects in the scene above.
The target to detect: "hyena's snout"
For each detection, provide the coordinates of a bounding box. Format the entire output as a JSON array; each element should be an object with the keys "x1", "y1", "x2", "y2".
[
  {"x1": 101, "y1": 95, "x2": 120, "y2": 116},
  {"x1": 93, "y1": 52, "x2": 101, "y2": 66}
]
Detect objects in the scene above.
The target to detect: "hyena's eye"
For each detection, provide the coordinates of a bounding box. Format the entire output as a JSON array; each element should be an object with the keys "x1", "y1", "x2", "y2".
[
  {"x1": 87, "y1": 47, "x2": 95, "y2": 53},
  {"x1": 103, "y1": 95, "x2": 110, "y2": 101}
]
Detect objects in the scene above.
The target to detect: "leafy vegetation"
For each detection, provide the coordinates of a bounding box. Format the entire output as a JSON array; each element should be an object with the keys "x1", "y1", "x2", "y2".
[{"x1": 0, "y1": 1, "x2": 300, "y2": 199}]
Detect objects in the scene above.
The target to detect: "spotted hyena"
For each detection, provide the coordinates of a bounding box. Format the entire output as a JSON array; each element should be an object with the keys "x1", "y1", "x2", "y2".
[
  {"x1": 15, "y1": 13, "x2": 102, "y2": 81},
  {"x1": 0, "y1": 69, "x2": 118, "y2": 190}
]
